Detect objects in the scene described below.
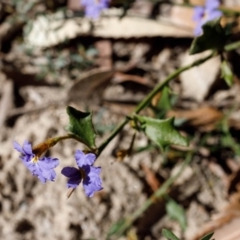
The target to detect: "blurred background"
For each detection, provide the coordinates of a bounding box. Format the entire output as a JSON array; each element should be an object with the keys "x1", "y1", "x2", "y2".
[{"x1": 1, "y1": 0, "x2": 240, "y2": 239}]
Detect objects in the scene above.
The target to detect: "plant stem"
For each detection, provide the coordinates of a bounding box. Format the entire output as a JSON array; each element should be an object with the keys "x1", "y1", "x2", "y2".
[
  {"x1": 135, "y1": 53, "x2": 216, "y2": 113},
  {"x1": 224, "y1": 40, "x2": 240, "y2": 51},
  {"x1": 98, "y1": 51, "x2": 216, "y2": 155},
  {"x1": 98, "y1": 38, "x2": 240, "y2": 156},
  {"x1": 55, "y1": 134, "x2": 80, "y2": 142},
  {"x1": 108, "y1": 152, "x2": 193, "y2": 237},
  {"x1": 53, "y1": 134, "x2": 87, "y2": 147}
]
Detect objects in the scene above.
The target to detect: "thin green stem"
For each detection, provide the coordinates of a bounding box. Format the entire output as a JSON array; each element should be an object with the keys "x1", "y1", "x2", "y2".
[
  {"x1": 98, "y1": 39, "x2": 240, "y2": 156},
  {"x1": 33, "y1": 133, "x2": 86, "y2": 157},
  {"x1": 220, "y1": 7, "x2": 240, "y2": 16},
  {"x1": 49, "y1": 134, "x2": 88, "y2": 148},
  {"x1": 97, "y1": 118, "x2": 128, "y2": 155},
  {"x1": 98, "y1": 51, "x2": 216, "y2": 155},
  {"x1": 54, "y1": 135, "x2": 72, "y2": 142},
  {"x1": 135, "y1": 52, "x2": 216, "y2": 113},
  {"x1": 109, "y1": 152, "x2": 193, "y2": 237},
  {"x1": 224, "y1": 40, "x2": 240, "y2": 51},
  {"x1": 55, "y1": 134, "x2": 81, "y2": 142}
]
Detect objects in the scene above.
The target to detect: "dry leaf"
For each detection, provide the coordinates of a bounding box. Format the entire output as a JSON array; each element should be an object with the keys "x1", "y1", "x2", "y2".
[
  {"x1": 68, "y1": 68, "x2": 114, "y2": 102},
  {"x1": 189, "y1": 0, "x2": 204, "y2": 4},
  {"x1": 112, "y1": 72, "x2": 152, "y2": 87},
  {"x1": 25, "y1": 9, "x2": 194, "y2": 48},
  {"x1": 0, "y1": 80, "x2": 13, "y2": 128},
  {"x1": 209, "y1": 162, "x2": 228, "y2": 187},
  {"x1": 227, "y1": 165, "x2": 240, "y2": 194},
  {"x1": 192, "y1": 192, "x2": 240, "y2": 240},
  {"x1": 179, "y1": 51, "x2": 221, "y2": 102},
  {"x1": 167, "y1": 106, "x2": 223, "y2": 131},
  {"x1": 226, "y1": 159, "x2": 239, "y2": 172},
  {"x1": 129, "y1": 0, "x2": 154, "y2": 17},
  {"x1": 103, "y1": 72, "x2": 152, "y2": 103},
  {"x1": 151, "y1": 92, "x2": 162, "y2": 107},
  {"x1": 140, "y1": 163, "x2": 160, "y2": 192},
  {"x1": 228, "y1": 118, "x2": 240, "y2": 130},
  {"x1": 67, "y1": 0, "x2": 83, "y2": 11},
  {"x1": 103, "y1": 102, "x2": 136, "y2": 115},
  {"x1": 168, "y1": 6, "x2": 195, "y2": 29}
]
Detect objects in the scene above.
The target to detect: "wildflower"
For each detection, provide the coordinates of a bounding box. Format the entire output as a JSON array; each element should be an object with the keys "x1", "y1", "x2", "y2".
[
  {"x1": 13, "y1": 140, "x2": 59, "y2": 183},
  {"x1": 193, "y1": 0, "x2": 222, "y2": 36},
  {"x1": 81, "y1": 0, "x2": 110, "y2": 19},
  {"x1": 61, "y1": 150, "x2": 103, "y2": 197}
]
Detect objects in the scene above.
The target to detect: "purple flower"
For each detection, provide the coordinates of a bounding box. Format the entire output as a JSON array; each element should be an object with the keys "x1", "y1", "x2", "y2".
[
  {"x1": 61, "y1": 150, "x2": 103, "y2": 197},
  {"x1": 193, "y1": 0, "x2": 222, "y2": 36},
  {"x1": 13, "y1": 140, "x2": 59, "y2": 183},
  {"x1": 81, "y1": 0, "x2": 110, "y2": 19}
]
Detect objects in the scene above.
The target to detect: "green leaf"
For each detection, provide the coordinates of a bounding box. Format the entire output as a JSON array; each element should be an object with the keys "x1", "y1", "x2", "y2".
[
  {"x1": 200, "y1": 232, "x2": 214, "y2": 240},
  {"x1": 221, "y1": 60, "x2": 233, "y2": 87},
  {"x1": 190, "y1": 18, "x2": 227, "y2": 54},
  {"x1": 66, "y1": 106, "x2": 96, "y2": 149},
  {"x1": 162, "y1": 228, "x2": 180, "y2": 240},
  {"x1": 166, "y1": 199, "x2": 187, "y2": 230},
  {"x1": 134, "y1": 115, "x2": 188, "y2": 149}
]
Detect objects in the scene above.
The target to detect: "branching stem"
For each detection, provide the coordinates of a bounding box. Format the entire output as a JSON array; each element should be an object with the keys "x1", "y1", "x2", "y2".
[{"x1": 98, "y1": 51, "x2": 216, "y2": 155}]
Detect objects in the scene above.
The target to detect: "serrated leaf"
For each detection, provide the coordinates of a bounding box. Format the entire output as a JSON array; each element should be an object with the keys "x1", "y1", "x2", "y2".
[
  {"x1": 162, "y1": 228, "x2": 180, "y2": 240},
  {"x1": 134, "y1": 115, "x2": 188, "y2": 149},
  {"x1": 66, "y1": 106, "x2": 96, "y2": 149},
  {"x1": 190, "y1": 18, "x2": 227, "y2": 55},
  {"x1": 221, "y1": 60, "x2": 233, "y2": 87},
  {"x1": 166, "y1": 199, "x2": 187, "y2": 230},
  {"x1": 200, "y1": 232, "x2": 214, "y2": 240}
]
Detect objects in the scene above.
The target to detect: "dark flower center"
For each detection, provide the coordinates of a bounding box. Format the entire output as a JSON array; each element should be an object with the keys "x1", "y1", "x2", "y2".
[{"x1": 79, "y1": 168, "x2": 86, "y2": 179}]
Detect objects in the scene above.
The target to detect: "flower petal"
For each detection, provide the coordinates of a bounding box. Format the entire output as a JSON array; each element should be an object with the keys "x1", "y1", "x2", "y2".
[
  {"x1": 75, "y1": 150, "x2": 96, "y2": 167},
  {"x1": 206, "y1": 9, "x2": 222, "y2": 21},
  {"x1": 37, "y1": 174, "x2": 47, "y2": 183},
  {"x1": 22, "y1": 140, "x2": 33, "y2": 155},
  {"x1": 193, "y1": 6, "x2": 204, "y2": 21},
  {"x1": 81, "y1": 0, "x2": 109, "y2": 18},
  {"x1": 84, "y1": 153, "x2": 96, "y2": 165},
  {"x1": 61, "y1": 167, "x2": 82, "y2": 188},
  {"x1": 38, "y1": 157, "x2": 59, "y2": 169},
  {"x1": 14, "y1": 140, "x2": 59, "y2": 183},
  {"x1": 41, "y1": 169, "x2": 57, "y2": 181},
  {"x1": 194, "y1": 22, "x2": 203, "y2": 36},
  {"x1": 31, "y1": 164, "x2": 47, "y2": 183},
  {"x1": 23, "y1": 160, "x2": 37, "y2": 173},
  {"x1": 14, "y1": 141, "x2": 34, "y2": 162},
  {"x1": 206, "y1": 0, "x2": 220, "y2": 10},
  {"x1": 83, "y1": 180, "x2": 103, "y2": 197},
  {"x1": 67, "y1": 177, "x2": 81, "y2": 188},
  {"x1": 61, "y1": 167, "x2": 79, "y2": 178},
  {"x1": 13, "y1": 141, "x2": 24, "y2": 154},
  {"x1": 75, "y1": 150, "x2": 85, "y2": 166},
  {"x1": 83, "y1": 166, "x2": 103, "y2": 197}
]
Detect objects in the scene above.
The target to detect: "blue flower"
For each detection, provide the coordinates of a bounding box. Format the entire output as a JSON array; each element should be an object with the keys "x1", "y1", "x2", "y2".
[
  {"x1": 81, "y1": 0, "x2": 110, "y2": 19},
  {"x1": 13, "y1": 141, "x2": 59, "y2": 183},
  {"x1": 193, "y1": 0, "x2": 222, "y2": 36},
  {"x1": 61, "y1": 150, "x2": 103, "y2": 197}
]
